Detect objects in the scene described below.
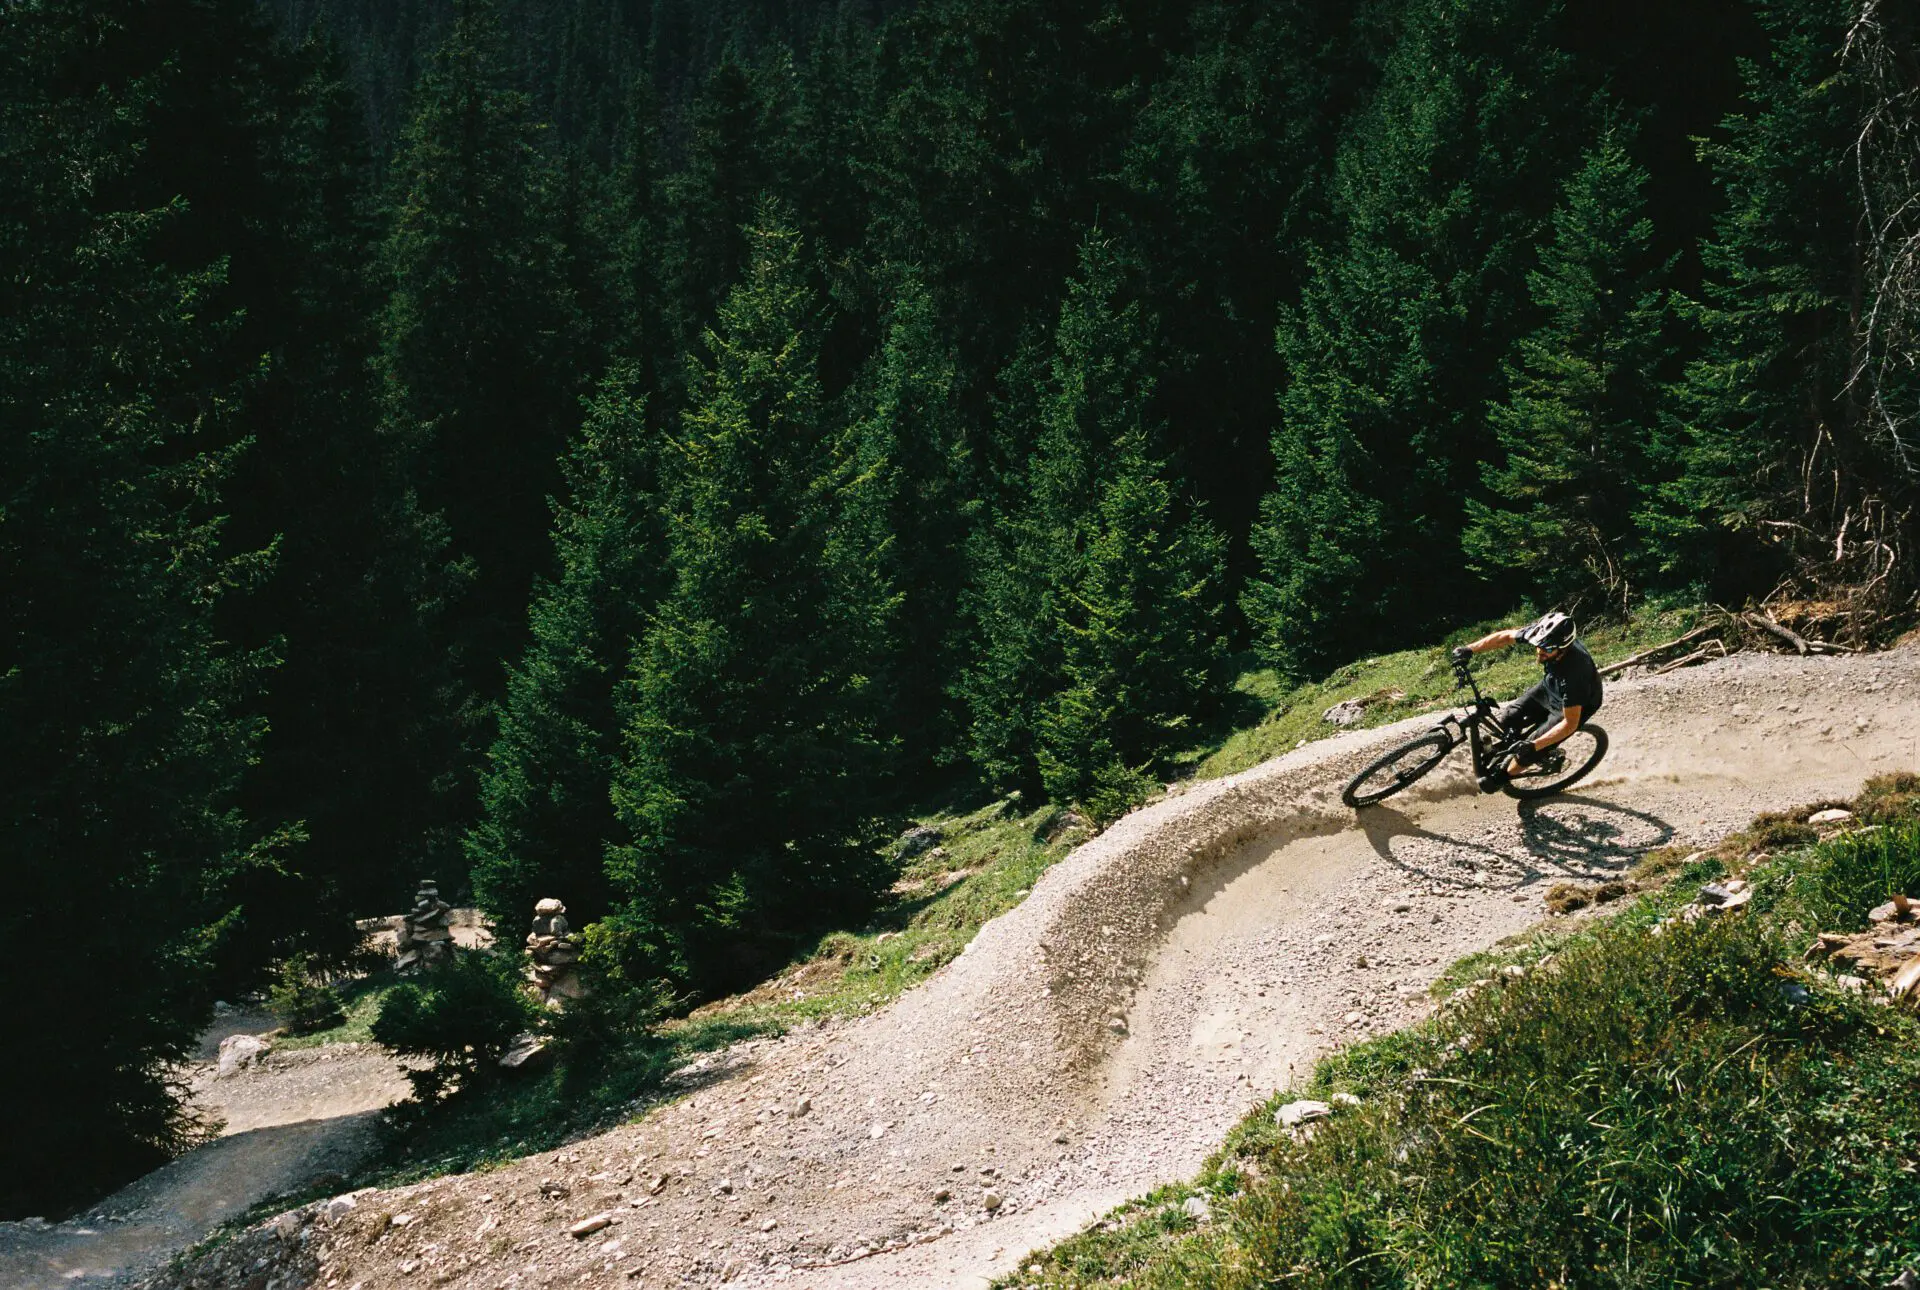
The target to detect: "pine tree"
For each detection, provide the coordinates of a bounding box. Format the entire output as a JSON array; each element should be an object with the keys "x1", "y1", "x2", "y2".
[
  {"x1": 838, "y1": 276, "x2": 970, "y2": 767},
  {"x1": 1036, "y1": 428, "x2": 1227, "y2": 821},
  {"x1": 467, "y1": 368, "x2": 658, "y2": 930},
  {"x1": 218, "y1": 24, "x2": 463, "y2": 950},
  {"x1": 0, "y1": 0, "x2": 281, "y2": 1214},
  {"x1": 376, "y1": 0, "x2": 589, "y2": 855},
  {"x1": 659, "y1": 53, "x2": 794, "y2": 363},
  {"x1": 1648, "y1": 0, "x2": 1886, "y2": 594},
  {"x1": 606, "y1": 208, "x2": 891, "y2": 994},
  {"x1": 1463, "y1": 130, "x2": 1675, "y2": 613},
  {"x1": 963, "y1": 236, "x2": 1224, "y2": 803},
  {"x1": 1243, "y1": 0, "x2": 1589, "y2": 677}
]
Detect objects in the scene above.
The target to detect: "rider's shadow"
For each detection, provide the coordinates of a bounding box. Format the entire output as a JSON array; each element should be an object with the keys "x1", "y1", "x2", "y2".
[{"x1": 1356, "y1": 794, "x2": 1675, "y2": 889}]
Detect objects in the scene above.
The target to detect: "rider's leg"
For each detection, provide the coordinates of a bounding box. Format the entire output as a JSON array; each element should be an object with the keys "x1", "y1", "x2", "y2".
[
  {"x1": 1496, "y1": 682, "x2": 1552, "y2": 738},
  {"x1": 1480, "y1": 684, "x2": 1552, "y2": 792}
]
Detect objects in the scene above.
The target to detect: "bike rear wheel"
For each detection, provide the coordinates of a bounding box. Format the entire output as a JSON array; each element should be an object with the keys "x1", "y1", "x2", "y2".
[
  {"x1": 1502, "y1": 724, "x2": 1609, "y2": 800},
  {"x1": 1342, "y1": 731, "x2": 1454, "y2": 808}
]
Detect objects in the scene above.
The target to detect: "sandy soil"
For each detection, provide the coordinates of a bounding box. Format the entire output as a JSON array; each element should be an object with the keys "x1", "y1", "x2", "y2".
[{"x1": 95, "y1": 646, "x2": 1920, "y2": 1289}]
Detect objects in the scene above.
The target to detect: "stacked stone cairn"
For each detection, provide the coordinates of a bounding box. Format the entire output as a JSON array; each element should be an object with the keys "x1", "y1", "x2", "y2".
[
  {"x1": 526, "y1": 898, "x2": 584, "y2": 1008},
  {"x1": 394, "y1": 879, "x2": 455, "y2": 973}
]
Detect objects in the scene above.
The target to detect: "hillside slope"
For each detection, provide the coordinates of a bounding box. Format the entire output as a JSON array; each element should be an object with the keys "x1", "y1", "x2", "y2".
[{"x1": 145, "y1": 644, "x2": 1919, "y2": 1290}]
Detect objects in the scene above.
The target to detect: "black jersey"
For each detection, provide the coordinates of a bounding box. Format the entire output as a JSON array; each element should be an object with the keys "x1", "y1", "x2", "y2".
[{"x1": 1542, "y1": 640, "x2": 1603, "y2": 716}]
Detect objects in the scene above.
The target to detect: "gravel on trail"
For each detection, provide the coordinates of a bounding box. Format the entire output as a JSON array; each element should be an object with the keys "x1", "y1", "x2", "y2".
[{"x1": 90, "y1": 646, "x2": 1920, "y2": 1288}]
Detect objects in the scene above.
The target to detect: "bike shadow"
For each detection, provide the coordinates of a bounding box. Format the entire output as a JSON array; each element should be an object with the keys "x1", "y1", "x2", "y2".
[{"x1": 1355, "y1": 792, "x2": 1675, "y2": 890}]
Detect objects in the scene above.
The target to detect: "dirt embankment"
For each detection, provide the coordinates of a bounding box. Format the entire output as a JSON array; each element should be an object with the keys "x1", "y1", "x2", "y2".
[{"x1": 48, "y1": 646, "x2": 1920, "y2": 1290}]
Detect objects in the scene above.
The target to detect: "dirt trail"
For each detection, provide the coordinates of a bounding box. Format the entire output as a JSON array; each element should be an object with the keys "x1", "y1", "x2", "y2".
[
  {"x1": 0, "y1": 1028, "x2": 410, "y2": 1288},
  {"x1": 139, "y1": 646, "x2": 1920, "y2": 1289}
]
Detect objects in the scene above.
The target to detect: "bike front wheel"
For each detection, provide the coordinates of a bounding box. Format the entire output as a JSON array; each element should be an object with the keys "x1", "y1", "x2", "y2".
[
  {"x1": 1342, "y1": 731, "x2": 1455, "y2": 808},
  {"x1": 1503, "y1": 724, "x2": 1609, "y2": 800}
]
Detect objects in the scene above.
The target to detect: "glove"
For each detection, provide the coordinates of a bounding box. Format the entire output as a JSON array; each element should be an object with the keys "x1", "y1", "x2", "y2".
[
  {"x1": 1450, "y1": 647, "x2": 1474, "y2": 665},
  {"x1": 1510, "y1": 743, "x2": 1541, "y2": 768}
]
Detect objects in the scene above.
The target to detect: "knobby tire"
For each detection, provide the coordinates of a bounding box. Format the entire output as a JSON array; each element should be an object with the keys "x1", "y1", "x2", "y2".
[
  {"x1": 1502, "y1": 724, "x2": 1609, "y2": 800},
  {"x1": 1342, "y1": 731, "x2": 1454, "y2": 808}
]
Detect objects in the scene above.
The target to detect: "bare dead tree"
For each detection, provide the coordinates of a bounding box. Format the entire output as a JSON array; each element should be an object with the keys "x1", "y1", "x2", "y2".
[{"x1": 1843, "y1": 0, "x2": 1920, "y2": 477}]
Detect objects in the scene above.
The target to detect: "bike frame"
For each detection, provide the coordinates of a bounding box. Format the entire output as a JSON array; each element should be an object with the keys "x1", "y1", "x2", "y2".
[{"x1": 1432, "y1": 663, "x2": 1520, "y2": 778}]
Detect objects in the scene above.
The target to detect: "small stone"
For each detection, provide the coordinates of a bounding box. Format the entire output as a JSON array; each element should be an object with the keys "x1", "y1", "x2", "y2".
[
  {"x1": 389, "y1": 1213, "x2": 415, "y2": 1228},
  {"x1": 321, "y1": 1193, "x2": 359, "y2": 1226},
  {"x1": 982, "y1": 1190, "x2": 1003, "y2": 1211},
  {"x1": 1108, "y1": 1017, "x2": 1128, "y2": 1034},
  {"x1": 1807, "y1": 808, "x2": 1853, "y2": 825},
  {"x1": 1276, "y1": 1099, "x2": 1332, "y2": 1128},
  {"x1": 1181, "y1": 1195, "x2": 1211, "y2": 1222},
  {"x1": 869, "y1": 1122, "x2": 890, "y2": 1140},
  {"x1": 1344, "y1": 1010, "x2": 1364, "y2": 1025},
  {"x1": 762, "y1": 1218, "x2": 779, "y2": 1232},
  {"x1": 717, "y1": 1178, "x2": 734, "y2": 1194},
  {"x1": 569, "y1": 1213, "x2": 615, "y2": 1239},
  {"x1": 793, "y1": 1095, "x2": 813, "y2": 1118},
  {"x1": 934, "y1": 1188, "x2": 952, "y2": 1203},
  {"x1": 535, "y1": 897, "x2": 566, "y2": 916},
  {"x1": 1331, "y1": 1092, "x2": 1363, "y2": 1108},
  {"x1": 645, "y1": 1174, "x2": 668, "y2": 1195},
  {"x1": 1502, "y1": 964, "x2": 1527, "y2": 979},
  {"x1": 1390, "y1": 901, "x2": 1413, "y2": 914},
  {"x1": 539, "y1": 1180, "x2": 570, "y2": 1200}
]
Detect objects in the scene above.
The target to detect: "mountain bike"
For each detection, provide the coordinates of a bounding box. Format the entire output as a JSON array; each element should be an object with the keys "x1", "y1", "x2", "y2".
[{"x1": 1340, "y1": 657, "x2": 1609, "y2": 808}]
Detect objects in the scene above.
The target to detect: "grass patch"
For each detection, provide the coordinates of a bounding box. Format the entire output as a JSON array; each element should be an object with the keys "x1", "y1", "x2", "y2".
[
  {"x1": 272, "y1": 973, "x2": 400, "y2": 1050},
  {"x1": 1005, "y1": 789, "x2": 1920, "y2": 1289},
  {"x1": 1175, "y1": 604, "x2": 1709, "y2": 783}
]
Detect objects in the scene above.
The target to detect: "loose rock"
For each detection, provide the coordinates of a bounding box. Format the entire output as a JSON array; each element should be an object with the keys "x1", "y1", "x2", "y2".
[{"x1": 1276, "y1": 1100, "x2": 1332, "y2": 1128}]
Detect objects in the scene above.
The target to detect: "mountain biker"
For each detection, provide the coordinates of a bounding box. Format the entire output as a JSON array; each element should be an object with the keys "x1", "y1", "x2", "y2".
[{"x1": 1450, "y1": 611, "x2": 1602, "y2": 792}]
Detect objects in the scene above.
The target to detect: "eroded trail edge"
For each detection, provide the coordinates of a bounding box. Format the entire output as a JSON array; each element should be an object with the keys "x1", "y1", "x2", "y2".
[{"x1": 105, "y1": 648, "x2": 1920, "y2": 1289}]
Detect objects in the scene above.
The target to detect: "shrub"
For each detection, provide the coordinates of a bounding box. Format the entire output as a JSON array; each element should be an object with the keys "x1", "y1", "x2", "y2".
[
  {"x1": 266, "y1": 953, "x2": 345, "y2": 1035},
  {"x1": 1856, "y1": 770, "x2": 1920, "y2": 826},
  {"x1": 371, "y1": 951, "x2": 535, "y2": 1101}
]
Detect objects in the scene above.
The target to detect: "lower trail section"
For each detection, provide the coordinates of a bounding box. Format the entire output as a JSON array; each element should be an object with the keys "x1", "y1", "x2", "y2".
[{"x1": 104, "y1": 646, "x2": 1920, "y2": 1288}]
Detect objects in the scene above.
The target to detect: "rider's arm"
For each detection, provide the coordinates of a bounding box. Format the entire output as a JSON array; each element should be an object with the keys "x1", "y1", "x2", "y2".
[
  {"x1": 1531, "y1": 704, "x2": 1582, "y2": 750},
  {"x1": 1462, "y1": 628, "x2": 1521, "y2": 654}
]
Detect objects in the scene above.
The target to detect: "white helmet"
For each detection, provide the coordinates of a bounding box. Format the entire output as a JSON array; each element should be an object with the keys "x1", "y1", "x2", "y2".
[{"x1": 1519, "y1": 611, "x2": 1577, "y2": 651}]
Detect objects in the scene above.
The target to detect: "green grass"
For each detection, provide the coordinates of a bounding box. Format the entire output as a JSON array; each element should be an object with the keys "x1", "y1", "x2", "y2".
[
  {"x1": 1176, "y1": 603, "x2": 1709, "y2": 783},
  {"x1": 272, "y1": 972, "x2": 399, "y2": 1050},
  {"x1": 999, "y1": 790, "x2": 1920, "y2": 1289}
]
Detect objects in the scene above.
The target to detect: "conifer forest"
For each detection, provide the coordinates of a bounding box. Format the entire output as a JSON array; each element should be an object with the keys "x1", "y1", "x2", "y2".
[{"x1": 4, "y1": 0, "x2": 1917, "y2": 1215}]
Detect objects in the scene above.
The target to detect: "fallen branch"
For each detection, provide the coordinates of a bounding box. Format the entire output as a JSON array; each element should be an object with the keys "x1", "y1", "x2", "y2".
[
  {"x1": 1746, "y1": 611, "x2": 1810, "y2": 655},
  {"x1": 1598, "y1": 625, "x2": 1720, "y2": 678},
  {"x1": 1650, "y1": 638, "x2": 1730, "y2": 676}
]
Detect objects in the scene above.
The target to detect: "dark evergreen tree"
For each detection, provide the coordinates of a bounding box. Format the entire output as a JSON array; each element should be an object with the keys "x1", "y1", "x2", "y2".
[
  {"x1": 1115, "y1": 0, "x2": 1389, "y2": 584},
  {"x1": 467, "y1": 368, "x2": 658, "y2": 930},
  {"x1": 1463, "y1": 130, "x2": 1675, "y2": 613},
  {"x1": 963, "y1": 236, "x2": 1224, "y2": 803},
  {"x1": 376, "y1": 0, "x2": 589, "y2": 863},
  {"x1": 0, "y1": 0, "x2": 281, "y2": 1216},
  {"x1": 659, "y1": 53, "x2": 795, "y2": 364},
  {"x1": 1036, "y1": 426, "x2": 1227, "y2": 821},
  {"x1": 1648, "y1": 0, "x2": 1902, "y2": 595},
  {"x1": 221, "y1": 26, "x2": 463, "y2": 947},
  {"x1": 606, "y1": 209, "x2": 892, "y2": 994},
  {"x1": 839, "y1": 277, "x2": 970, "y2": 767},
  {"x1": 1243, "y1": 0, "x2": 1589, "y2": 677}
]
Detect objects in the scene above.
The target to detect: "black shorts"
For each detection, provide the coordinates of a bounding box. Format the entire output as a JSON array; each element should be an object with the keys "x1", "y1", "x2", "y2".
[{"x1": 1497, "y1": 680, "x2": 1589, "y2": 741}]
